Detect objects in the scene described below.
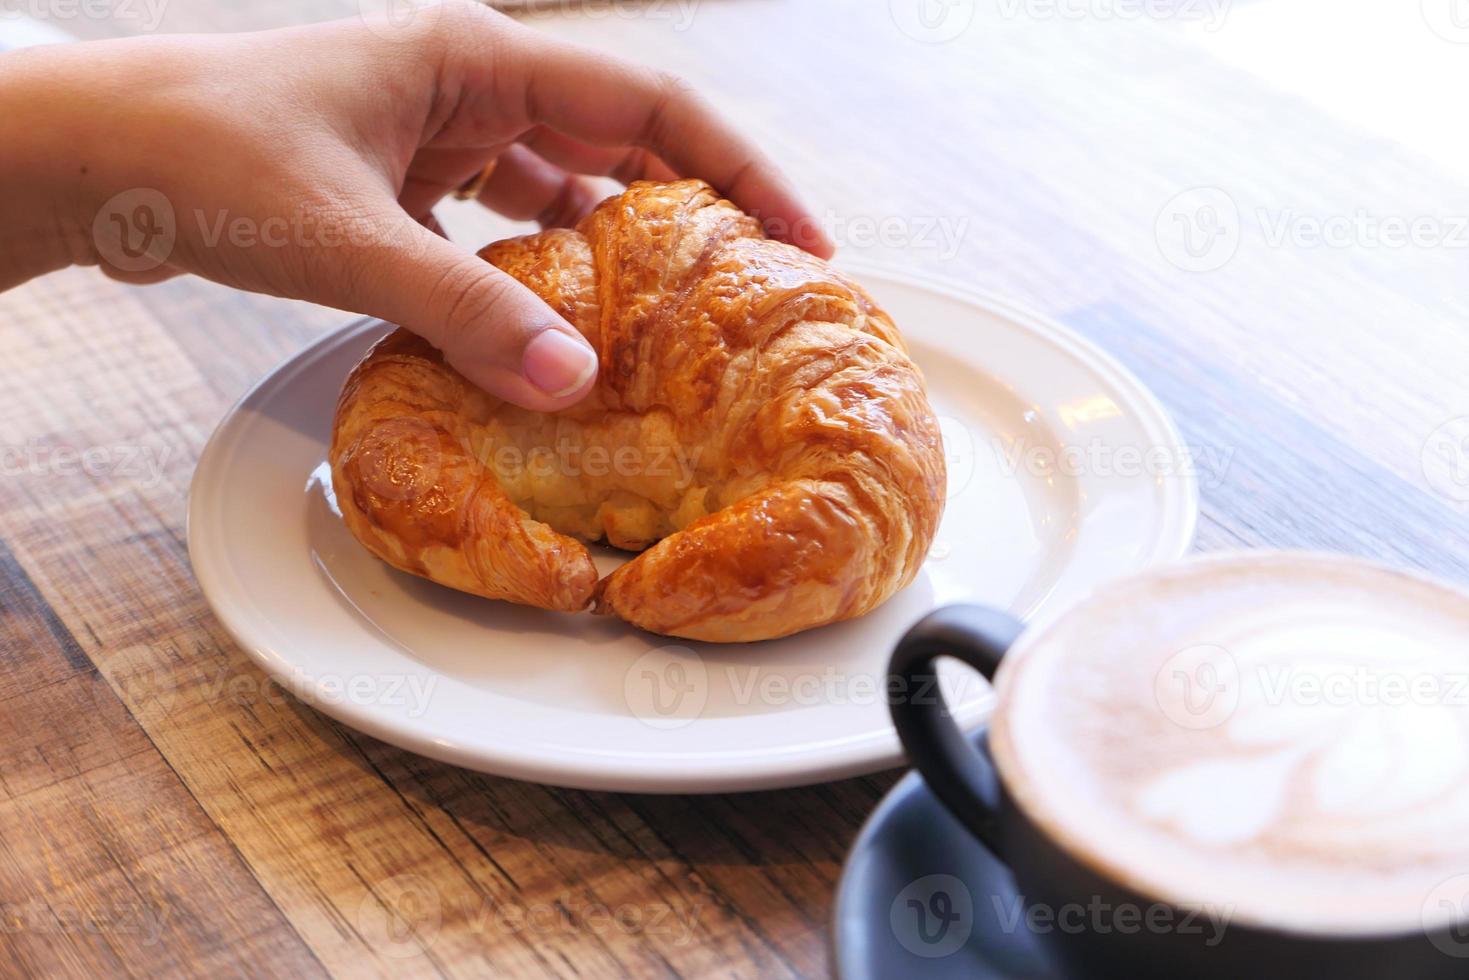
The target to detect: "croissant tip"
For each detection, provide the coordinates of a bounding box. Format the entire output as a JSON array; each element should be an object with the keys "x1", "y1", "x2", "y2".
[{"x1": 590, "y1": 577, "x2": 614, "y2": 616}]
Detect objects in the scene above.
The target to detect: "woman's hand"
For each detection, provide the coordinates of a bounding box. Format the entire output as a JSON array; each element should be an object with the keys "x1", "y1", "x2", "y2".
[{"x1": 0, "y1": 3, "x2": 832, "y2": 410}]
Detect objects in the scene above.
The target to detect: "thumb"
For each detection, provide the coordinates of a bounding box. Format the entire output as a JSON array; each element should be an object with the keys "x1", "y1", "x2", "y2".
[{"x1": 343, "y1": 219, "x2": 599, "y2": 411}]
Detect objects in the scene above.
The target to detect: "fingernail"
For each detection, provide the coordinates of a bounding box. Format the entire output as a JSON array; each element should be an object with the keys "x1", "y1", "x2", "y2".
[{"x1": 522, "y1": 329, "x2": 597, "y2": 398}]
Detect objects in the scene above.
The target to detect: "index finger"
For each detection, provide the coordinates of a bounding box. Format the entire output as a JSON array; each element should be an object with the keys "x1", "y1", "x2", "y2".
[{"x1": 457, "y1": 13, "x2": 834, "y2": 258}]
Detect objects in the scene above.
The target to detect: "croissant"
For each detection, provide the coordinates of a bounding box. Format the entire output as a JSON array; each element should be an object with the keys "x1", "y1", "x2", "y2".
[{"x1": 330, "y1": 180, "x2": 945, "y2": 642}]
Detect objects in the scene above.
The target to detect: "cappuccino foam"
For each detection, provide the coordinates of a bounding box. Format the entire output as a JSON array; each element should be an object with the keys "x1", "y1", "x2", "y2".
[{"x1": 989, "y1": 553, "x2": 1469, "y2": 934}]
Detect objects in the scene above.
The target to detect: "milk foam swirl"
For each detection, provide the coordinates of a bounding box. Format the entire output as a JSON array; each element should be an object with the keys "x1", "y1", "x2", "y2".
[
  {"x1": 1140, "y1": 622, "x2": 1469, "y2": 858},
  {"x1": 990, "y1": 554, "x2": 1469, "y2": 933}
]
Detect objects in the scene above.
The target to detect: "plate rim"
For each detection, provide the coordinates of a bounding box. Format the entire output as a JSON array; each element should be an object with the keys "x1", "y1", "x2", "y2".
[
  {"x1": 840, "y1": 258, "x2": 1198, "y2": 569},
  {"x1": 187, "y1": 262, "x2": 1198, "y2": 792}
]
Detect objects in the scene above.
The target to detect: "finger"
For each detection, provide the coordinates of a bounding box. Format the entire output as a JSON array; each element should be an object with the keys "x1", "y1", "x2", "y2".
[
  {"x1": 401, "y1": 143, "x2": 611, "y2": 228},
  {"x1": 330, "y1": 214, "x2": 598, "y2": 411},
  {"x1": 470, "y1": 144, "x2": 608, "y2": 228},
  {"x1": 439, "y1": 10, "x2": 833, "y2": 258},
  {"x1": 398, "y1": 146, "x2": 509, "y2": 219},
  {"x1": 99, "y1": 264, "x2": 184, "y2": 287},
  {"x1": 518, "y1": 126, "x2": 680, "y2": 185},
  {"x1": 514, "y1": 42, "x2": 834, "y2": 256},
  {"x1": 403, "y1": 133, "x2": 675, "y2": 221}
]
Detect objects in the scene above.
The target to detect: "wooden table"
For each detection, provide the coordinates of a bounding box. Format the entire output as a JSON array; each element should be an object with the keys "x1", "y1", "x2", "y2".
[{"x1": 3, "y1": 1, "x2": 1468, "y2": 975}]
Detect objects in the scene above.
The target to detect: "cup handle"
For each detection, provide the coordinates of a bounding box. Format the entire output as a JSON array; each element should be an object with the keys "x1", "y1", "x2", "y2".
[{"x1": 887, "y1": 604, "x2": 1025, "y2": 854}]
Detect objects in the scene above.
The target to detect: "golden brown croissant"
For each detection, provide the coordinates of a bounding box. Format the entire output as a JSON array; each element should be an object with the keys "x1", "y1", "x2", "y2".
[{"x1": 330, "y1": 180, "x2": 945, "y2": 641}]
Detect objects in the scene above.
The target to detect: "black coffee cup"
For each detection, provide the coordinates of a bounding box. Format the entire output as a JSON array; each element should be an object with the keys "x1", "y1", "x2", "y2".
[{"x1": 886, "y1": 603, "x2": 1466, "y2": 979}]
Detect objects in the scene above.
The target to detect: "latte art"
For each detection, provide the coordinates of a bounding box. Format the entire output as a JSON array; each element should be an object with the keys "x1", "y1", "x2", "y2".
[
  {"x1": 1142, "y1": 623, "x2": 1469, "y2": 856},
  {"x1": 990, "y1": 554, "x2": 1469, "y2": 933}
]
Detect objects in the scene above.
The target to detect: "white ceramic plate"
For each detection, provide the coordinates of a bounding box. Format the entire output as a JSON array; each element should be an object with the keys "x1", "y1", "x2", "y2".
[{"x1": 188, "y1": 264, "x2": 1197, "y2": 792}]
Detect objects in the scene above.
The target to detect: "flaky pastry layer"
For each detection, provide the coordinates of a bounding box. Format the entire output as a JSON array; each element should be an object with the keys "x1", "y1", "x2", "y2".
[{"x1": 330, "y1": 180, "x2": 945, "y2": 641}]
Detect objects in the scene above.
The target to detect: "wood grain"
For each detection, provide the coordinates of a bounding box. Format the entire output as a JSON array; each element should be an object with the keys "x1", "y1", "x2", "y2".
[{"x1": 2, "y1": 1, "x2": 1468, "y2": 976}]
